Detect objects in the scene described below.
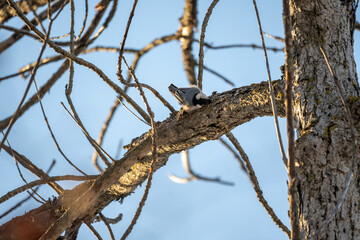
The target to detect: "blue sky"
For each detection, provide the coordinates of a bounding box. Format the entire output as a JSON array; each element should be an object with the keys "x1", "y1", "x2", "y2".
[{"x1": 1, "y1": 1, "x2": 359, "y2": 239}]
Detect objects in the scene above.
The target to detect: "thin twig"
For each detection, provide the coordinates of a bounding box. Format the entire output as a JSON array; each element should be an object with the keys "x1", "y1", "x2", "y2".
[
  {"x1": 0, "y1": 0, "x2": 54, "y2": 151},
  {"x1": 0, "y1": 44, "x2": 136, "y2": 83},
  {"x1": 282, "y1": 0, "x2": 299, "y2": 239},
  {"x1": 0, "y1": 59, "x2": 70, "y2": 131},
  {"x1": 168, "y1": 174, "x2": 193, "y2": 184},
  {"x1": 0, "y1": 0, "x2": 68, "y2": 54},
  {"x1": 92, "y1": 99, "x2": 120, "y2": 172},
  {"x1": 17, "y1": 54, "x2": 64, "y2": 78},
  {"x1": 99, "y1": 213, "x2": 116, "y2": 240},
  {"x1": 87, "y1": 0, "x2": 118, "y2": 46},
  {"x1": 197, "y1": 63, "x2": 235, "y2": 86},
  {"x1": 252, "y1": 0, "x2": 287, "y2": 168},
  {"x1": 81, "y1": 46, "x2": 138, "y2": 54},
  {"x1": 197, "y1": 0, "x2": 219, "y2": 90},
  {"x1": 264, "y1": 33, "x2": 285, "y2": 42},
  {"x1": 75, "y1": 0, "x2": 88, "y2": 41},
  {"x1": 91, "y1": 33, "x2": 177, "y2": 171},
  {"x1": 219, "y1": 138, "x2": 247, "y2": 174},
  {"x1": 0, "y1": 160, "x2": 56, "y2": 219},
  {"x1": 0, "y1": 0, "x2": 118, "y2": 133},
  {"x1": 199, "y1": 40, "x2": 284, "y2": 52},
  {"x1": 85, "y1": 222, "x2": 104, "y2": 240},
  {"x1": 24, "y1": 0, "x2": 46, "y2": 33},
  {"x1": 308, "y1": 47, "x2": 358, "y2": 240},
  {"x1": 95, "y1": 213, "x2": 123, "y2": 224},
  {"x1": 0, "y1": 174, "x2": 97, "y2": 204},
  {"x1": 118, "y1": 82, "x2": 176, "y2": 114},
  {"x1": 1, "y1": 145, "x2": 64, "y2": 194},
  {"x1": 169, "y1": 150, "x2": 234, "y2": 186},
  {"x1": 61, "y1": 100, "x2": 114, "y2": 165},
  {"x1": 66, "y1": 0, "x2": 75, "y2": 95},
  {"x1": 3, "y1": 134, "x2": 46, "y2": 204},
  {"x1": 6, "y1": 0, "x2": 151, "y2": 125},
  {"x1": 0, "y1": 23, "x2": 41, "y2": 40},
  {"x1": 117, "y1": 0, "x2": 138, "y2": 81},
  {"x1": 51, "y1": 0, "x2": 68, "y2": 21},
  {"x1": 0, "y1": 69, "x2": 29, "y2": 82},
  {"x1": 116, "y1": 96, "x2": 150, "y2": 126},
  {"x1": 50, "y1": 32, "x2": 70, "y2": 40},
  {"x1": 226, "y1": 132, "x2": 291, "y2": 238},
  {"x1": 33, "y1": 72, "x2": 87, "y2": 175},
  {"x1": 120, "y1": 57, "x2": 158, "y2": 240}
]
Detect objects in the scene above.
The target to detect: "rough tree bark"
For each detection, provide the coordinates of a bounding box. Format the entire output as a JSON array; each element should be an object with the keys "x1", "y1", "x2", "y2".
[
  {"x1": 291, "y1": 0, "x2": 360, "y2": 239},
  {"x1": 0, "y1": 81, "x2": 286, "y2": 240},
  {"x1": 1, "y1": 0, "x2": 360, "y2": 239}
]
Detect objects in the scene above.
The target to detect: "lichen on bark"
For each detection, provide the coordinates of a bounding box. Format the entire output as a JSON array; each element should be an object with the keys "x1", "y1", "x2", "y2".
[{"x1": 291, "y1": 0, "x2": 360, "y2": 238}]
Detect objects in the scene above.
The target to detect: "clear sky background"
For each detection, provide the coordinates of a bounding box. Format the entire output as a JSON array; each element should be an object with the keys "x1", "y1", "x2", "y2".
[{"x1": 0, "y1": 1, "x2": 359, "y2": 239}]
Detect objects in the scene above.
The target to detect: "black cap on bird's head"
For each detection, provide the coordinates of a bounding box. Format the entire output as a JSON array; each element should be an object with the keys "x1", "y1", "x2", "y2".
[{"x1": 168, "y1": 84, "x2": 211, "y2": 111}]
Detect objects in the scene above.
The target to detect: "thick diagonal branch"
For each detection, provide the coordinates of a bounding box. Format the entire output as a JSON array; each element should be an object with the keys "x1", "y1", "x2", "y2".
[{"x1": 0, "y1": 80, "x2": 285, "y2": 240}]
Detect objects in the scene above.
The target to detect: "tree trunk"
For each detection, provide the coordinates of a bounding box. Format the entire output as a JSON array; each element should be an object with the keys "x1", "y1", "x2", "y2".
[{"x1": 291, "y1": 0, "x2": 360, "y2": 239}]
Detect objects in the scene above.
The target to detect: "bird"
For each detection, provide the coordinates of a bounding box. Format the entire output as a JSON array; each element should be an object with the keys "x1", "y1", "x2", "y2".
[{"x1": 168, "y1": 84, "x2": 211, "y2": 112}]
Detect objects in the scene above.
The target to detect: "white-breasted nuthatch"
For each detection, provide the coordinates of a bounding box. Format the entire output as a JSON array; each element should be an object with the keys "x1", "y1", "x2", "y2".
[{"x1": 168, "y1": 84, "x2": 211, "y2": 112}]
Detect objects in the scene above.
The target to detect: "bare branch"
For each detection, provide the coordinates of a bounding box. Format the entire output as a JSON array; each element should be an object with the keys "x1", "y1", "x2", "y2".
[
  {"x1": 61, "y1": 101, "x2": 114, "y2": 165},
  {"x1": 179, "y1": 0, "x2": 197, "y2": 85},
  {"x1": 32, "y1": 72, "x2": 87, "y2": 175},
  {"x1": 92, "y1": 99, "x2": 121, "y2": 172},
  {"x1": 197, "y1": 63, "x2": 235, "y2": 86},
  {"x1": 24, "y1": 0, "x2": 46, "y2": 33},
  {"x1": 117, "y1": 0, "x2": 138, "y2": 81},
  {"x1": 264, "y1": 33, "x2": 285, "y2": 42},
  {"x1": 225, "y1": 132, "x2": 291, "y2": 238},
  {"x1": 5, "y1": 0, "x2": 151, "y2": 124},
  {"x1": 66, "y1": 0, "x2": 75, "y2": 95},
  {"x1": 98, "y1": 213, "x2": 116, "y2": 240},
  {"x1": 0, "y1": 6, "x2": 53, "y2": 151},
  {"x1": 0, "y1": 0, "x2": 116, "y2": 132},
  {"x1": 169, "y1": 149, "x2": 234, "y2": 186},
  {"x1": 0, "y1": 160, "x2": 56, "y2": 219},
  {"x1": 197, "y1": 0, "x2": 219, "y2": 90},
  {"x1": 75, "y1": 0, "x2": 88, "y2": 41},
  {"x1": 0, "y1": 59, "x2": 69, "y2": 131},
  {"x1": 85, "y1": 222, "x2": 104, "y2": 240},
  {"x1": 0, "y1": 0, "x2": 67, "y2": 54},
  {"x1": 0, "y1": 0, "x2": 58, "y2": 23},
  {"x1": 355, "y1": 20, "x2": 360, "y2": 31},
  {"x1": 252, "y1": 0, "x2": 287, "y2": 168},
  {"x1": 95, "y1": 213, "x2": 122, "y2": 225},
  {"x1": 1, "y1": 145, "x2": 64, "y2": 194},
  {"x1": 0, "y1": 175, "x2": 97, "y2": 205},
  {"x1": 2, "y1": 80, "x2": 285, "y2": 240},
  {"x1": 91, "y1": 33, "x2": 177, "y2": 172},
  {"x1": 118, "y1": 82, "x2": 176, "y2": 114},
  {"x1": 117, "y1": 96, "x2": 151, "y2": 126},
  {"x1": 282, "y1": 0, "x2": 299, "y2": 239},
  {"x1": 3, "y1": 135, "x2": 46, "y2": 204},
  {"x1": 218, "y1": 138, "x2": 247, "y2": 174},
  {"x1": 118, "y1": 54, "x2": 158, "y2": 240},
  {"x1": 200, "y1": 40, "x2": 284, "y2": 52}
]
